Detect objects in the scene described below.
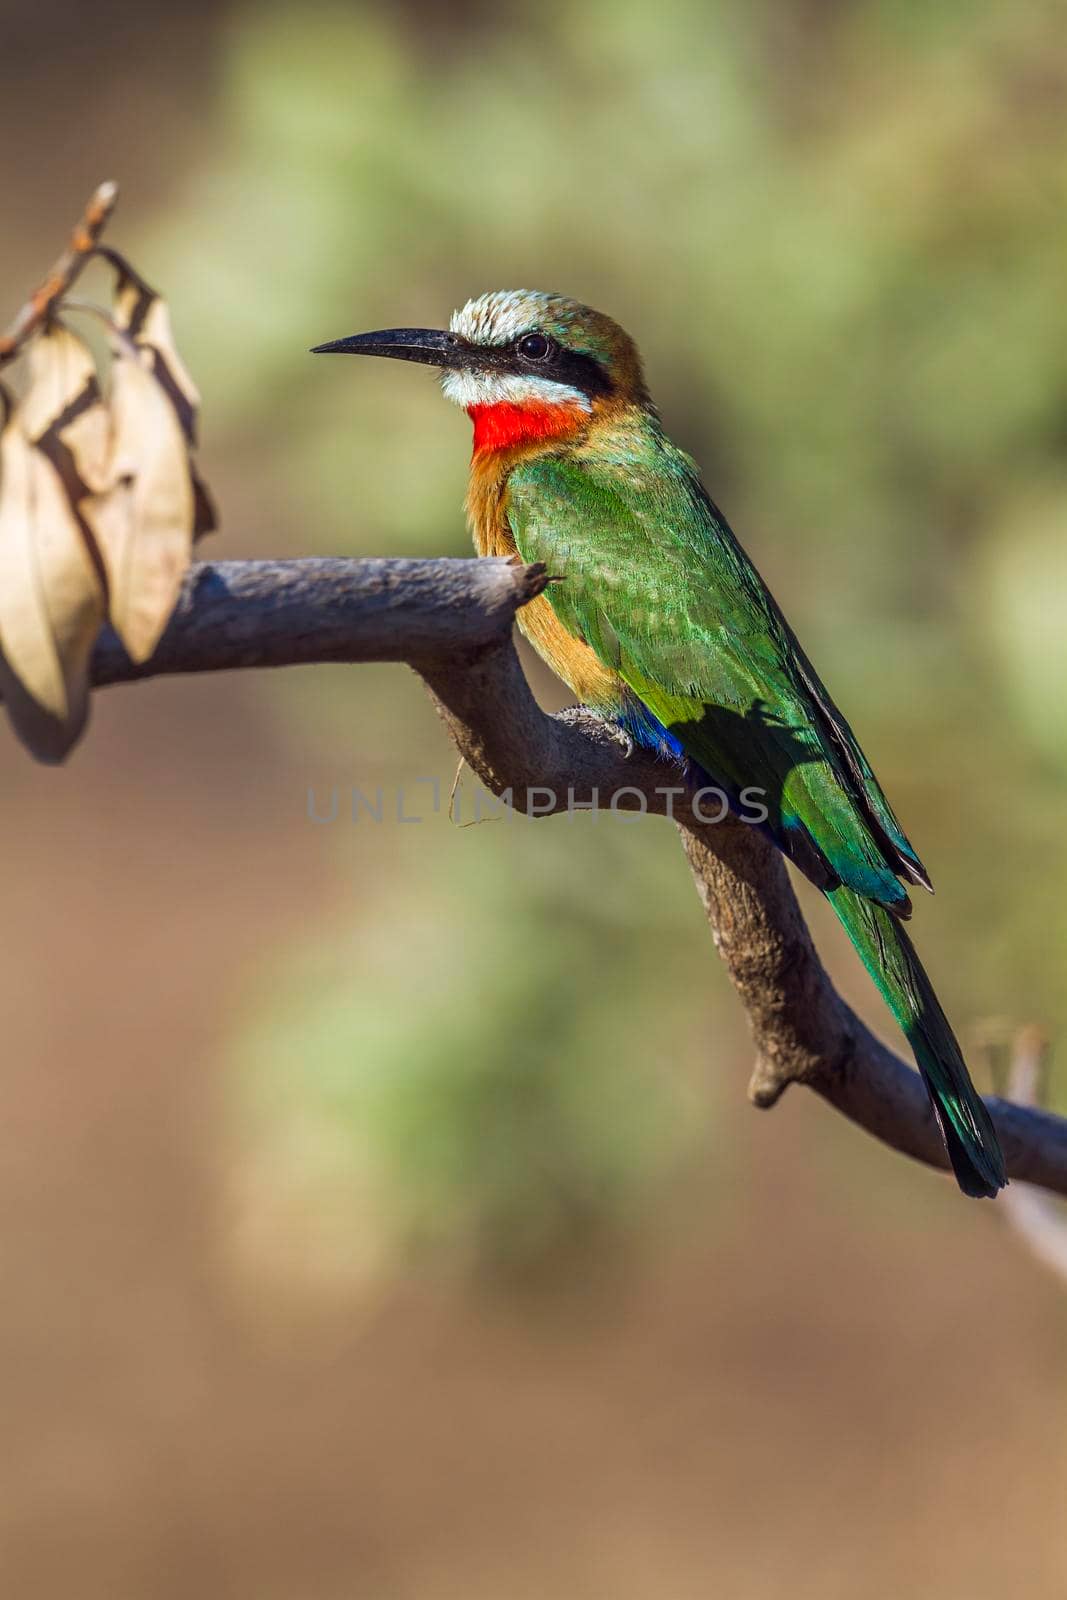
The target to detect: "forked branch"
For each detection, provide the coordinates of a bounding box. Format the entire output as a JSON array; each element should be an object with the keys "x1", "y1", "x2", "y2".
[{"x1": 76, "y1": 554, "x2": 1067, "y2": 1198}]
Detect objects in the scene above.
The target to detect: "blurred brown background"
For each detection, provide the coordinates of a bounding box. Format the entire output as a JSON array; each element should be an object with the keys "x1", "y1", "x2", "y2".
[{"x1": 1, "y1": 1, "x2": 1066, "y2": 1595}]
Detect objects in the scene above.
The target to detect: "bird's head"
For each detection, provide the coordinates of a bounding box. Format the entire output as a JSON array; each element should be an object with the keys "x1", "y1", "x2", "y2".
[{"x1": 312, "y1": 290, "x2": 647, "y2": 454}]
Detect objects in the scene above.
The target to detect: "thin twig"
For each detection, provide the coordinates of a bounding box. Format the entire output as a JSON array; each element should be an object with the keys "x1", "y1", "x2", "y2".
[{"x1": 0, "y1": 180, "x2": 118, "y2": 368}]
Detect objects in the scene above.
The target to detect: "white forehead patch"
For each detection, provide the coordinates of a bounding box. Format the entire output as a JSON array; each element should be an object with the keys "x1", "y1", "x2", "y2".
[
  {"x1": 450, "y1": 289, "x2": 562, "y2": 346},
  {"x1": 441, "y1": 369, "x2": 591, "y2": 412}
]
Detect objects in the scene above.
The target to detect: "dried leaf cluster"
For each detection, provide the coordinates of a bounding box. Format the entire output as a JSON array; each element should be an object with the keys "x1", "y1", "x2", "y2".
[{"x1": 0, "y1": 208, "x2": 214, "y2": 762}]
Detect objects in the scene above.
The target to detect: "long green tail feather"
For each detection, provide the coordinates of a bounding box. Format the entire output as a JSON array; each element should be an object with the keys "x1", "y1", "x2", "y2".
[{"x1": 825, "y1": 886, "x2": 1007, "y2": 1198}]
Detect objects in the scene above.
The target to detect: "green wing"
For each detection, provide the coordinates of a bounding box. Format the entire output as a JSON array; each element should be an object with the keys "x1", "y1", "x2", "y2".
[
  {"x1": 507, "y1": 444, "x2": 1008, "y2": 1197},
  {"x1": 506, "y1": 445, "x2": 928, "y2": 910}
]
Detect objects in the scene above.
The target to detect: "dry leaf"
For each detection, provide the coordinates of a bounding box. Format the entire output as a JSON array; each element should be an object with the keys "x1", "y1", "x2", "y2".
[
  {"x1": 114, "y1": 276, "x2": 216, "y2": 538},
  {"x1": 0, "y1": 261, "x2": 218, "y2": 756},
  {"x1": 0, "y1": 393, "x2": 105, "y2": 763},
  {"x1": 115, "y1": 281, "x2": 199, "y2": 432},
  {"x1": 20, "y1": 322, "x2": 111, "y2": 495},
  {"x1": 79, "y1": 271, "x2": 216, "y2": 663},
  {"x1": 89, "y1": 338, "x2": 193, "y2": 663}
]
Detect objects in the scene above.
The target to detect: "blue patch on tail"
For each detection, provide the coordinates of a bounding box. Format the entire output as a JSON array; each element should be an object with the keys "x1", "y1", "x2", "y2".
[{"x1": 616, "y1": 698, "x2": 688, "y2": 762}]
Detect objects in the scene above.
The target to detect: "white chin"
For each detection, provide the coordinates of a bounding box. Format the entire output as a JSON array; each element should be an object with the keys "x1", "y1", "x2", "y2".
[{"x1": 441, "y1": 369, "x2": 591, "y2": 411}]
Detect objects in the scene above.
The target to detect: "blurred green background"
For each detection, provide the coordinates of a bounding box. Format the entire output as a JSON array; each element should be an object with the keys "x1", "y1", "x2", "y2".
[{"x1": 1, "y1": 1, "x2": 1066, "y2": 1595}]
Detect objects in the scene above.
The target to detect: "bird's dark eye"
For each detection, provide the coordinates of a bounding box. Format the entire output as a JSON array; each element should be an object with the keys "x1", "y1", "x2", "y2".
[{"x1": 517, "y1": 332, "x2": 552, "y2": 361}]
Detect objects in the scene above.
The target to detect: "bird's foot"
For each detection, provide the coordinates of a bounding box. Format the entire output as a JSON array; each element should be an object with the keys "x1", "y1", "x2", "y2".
[{"x1": 555, "y1": 704, "x2": 634, "y2": 758}]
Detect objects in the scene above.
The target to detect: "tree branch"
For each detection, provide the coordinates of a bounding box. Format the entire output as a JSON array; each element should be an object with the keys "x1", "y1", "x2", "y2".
[{"x1": 81, "y1": 555, "x2": 1067, "y2": 1198}]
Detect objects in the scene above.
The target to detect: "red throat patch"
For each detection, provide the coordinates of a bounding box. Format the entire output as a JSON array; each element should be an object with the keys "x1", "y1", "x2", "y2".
[{"x1": 468, "y1": 400, "x2": 586, "y2": 455}]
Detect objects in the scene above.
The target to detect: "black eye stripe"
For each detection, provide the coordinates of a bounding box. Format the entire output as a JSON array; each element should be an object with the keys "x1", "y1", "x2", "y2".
[
  {"x1": 454, "y1": 335, "x2": 613, "y2": 399},
  {"x1": 541, "y1": 347, "x2": 613, "y2": 398}
]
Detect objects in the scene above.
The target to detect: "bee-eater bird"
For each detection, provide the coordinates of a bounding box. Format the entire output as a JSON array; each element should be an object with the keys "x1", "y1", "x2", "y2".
[{"x1": 313, "y1": 291, "x2": 1006, "y2": 1198}]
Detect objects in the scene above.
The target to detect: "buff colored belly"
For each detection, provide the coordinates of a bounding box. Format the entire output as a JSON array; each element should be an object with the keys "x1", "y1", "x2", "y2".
[
  {"x1": 470, "y1": 480, "x2": 624, "y2": 711},
  {"x1": 516, "y1": 591, "x2": 624, "y2": 709}
]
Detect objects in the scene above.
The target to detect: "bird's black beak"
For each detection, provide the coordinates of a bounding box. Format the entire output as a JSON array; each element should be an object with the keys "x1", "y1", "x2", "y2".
[{"x1": 310, "y1": 327, "x2": 467, "y2": 368}]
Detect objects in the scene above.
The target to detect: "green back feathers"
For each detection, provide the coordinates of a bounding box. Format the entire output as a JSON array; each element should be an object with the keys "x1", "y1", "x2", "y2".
[{"x1": 506, "y1": 434, "x2": 924, "y2": 910}]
